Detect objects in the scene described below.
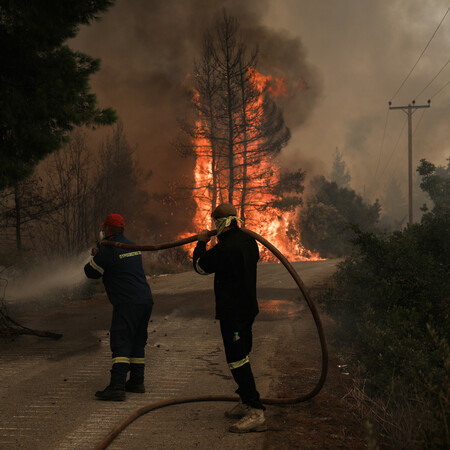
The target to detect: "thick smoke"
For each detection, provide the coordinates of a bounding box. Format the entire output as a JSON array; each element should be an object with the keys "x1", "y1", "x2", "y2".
[
  {"x1": 72, "y1": 0, "x2": 321, "y2": 235},
  {"x1": 264, "y1": 0, "x2": 450, "y2": 211}
]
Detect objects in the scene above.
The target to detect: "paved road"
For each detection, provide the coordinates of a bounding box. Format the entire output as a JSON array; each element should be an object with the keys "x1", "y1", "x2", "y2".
[{"x1": 0, "y1": 260, "x2": 337, "y2": 449}]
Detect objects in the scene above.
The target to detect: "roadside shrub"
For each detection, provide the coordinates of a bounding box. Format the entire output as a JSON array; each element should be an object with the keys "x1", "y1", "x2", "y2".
[
  {"x1": 321, "y1": 211, "x2": 450, "y2": 447},
  {"x1": 300, "y1": 176, "x2": 381, "y2": 257}
]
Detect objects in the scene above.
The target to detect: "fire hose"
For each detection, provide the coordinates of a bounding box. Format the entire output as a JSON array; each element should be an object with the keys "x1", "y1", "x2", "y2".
[{"x1": 94, "y1": 228, "x2": 328, "y2": 450}]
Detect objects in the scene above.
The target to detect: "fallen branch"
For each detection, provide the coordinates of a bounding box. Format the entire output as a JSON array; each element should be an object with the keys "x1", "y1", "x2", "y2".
[
  {"x1": 0, "y1": 327, "x2": 63, "y2": 339},
  {"x1": 0, "y1": 270, "x2": 63, "y2": 340}
]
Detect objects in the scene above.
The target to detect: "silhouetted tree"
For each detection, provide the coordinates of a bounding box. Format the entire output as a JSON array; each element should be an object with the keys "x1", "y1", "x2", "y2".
[
  {"x1": 42, "y1": 129, "x2": 98, "y2": 255},
  {"x1": 380, "y1": 177, "x2": 407, "y2": 230},
  {"x1": 37, "y1": 124, "x2": 151, "y2": 256},
  {"x1": 95, "y1": 122, "x2": 151, "y2": 232},
  {"x1": 0, "y1": 0, "x2": 116, "y2": 189},
  {"x1": 271, "y1": 169, "x2": 305, "y2": 211},
  {"x1": 330, "y1": 147, "x2": 351, "y2": 188},
  {"x1": 417, "y1": 157, "x2": 450, "y2": 216},
  {"x1": 0, "y1": 176, "x2": 55, "y2": 251},
  {"x1": 300, "y1": 175, "x2": 380, "y2": 257}
]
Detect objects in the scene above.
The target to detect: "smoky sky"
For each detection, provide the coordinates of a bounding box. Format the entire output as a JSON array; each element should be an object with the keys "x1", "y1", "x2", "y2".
[
  {"x1": 73, "y1": 0, "x2": 450, "y2": 230},
  {"x1": 265, "y1": 0, "x2": 450, "y2": 206}
]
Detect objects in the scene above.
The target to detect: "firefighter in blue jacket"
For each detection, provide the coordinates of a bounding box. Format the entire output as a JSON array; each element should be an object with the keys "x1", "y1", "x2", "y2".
[
  {"x1": 193, "y1": 203, "x2": 267, "y2": 433},
  {"x1": 84, "y1": 214, "x2": 153, "y2": 401}
]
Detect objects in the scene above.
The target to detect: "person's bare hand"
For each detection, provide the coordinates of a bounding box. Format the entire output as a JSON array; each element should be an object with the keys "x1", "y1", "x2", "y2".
[
  {"x1": 197, "y1": 230, "x2": 211, "y2": 242},
  {"x1": 91, "y1": 244, "x2": 99, "y2": 256}
]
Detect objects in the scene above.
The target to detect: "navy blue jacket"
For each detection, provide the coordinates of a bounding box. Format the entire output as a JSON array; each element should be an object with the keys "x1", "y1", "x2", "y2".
[
  {"x1": 193, "y1": 227, "x2": 259, "y2": 320},
  {"x1": 84, "y1": 234, "x2": 153, "y2": 306}
]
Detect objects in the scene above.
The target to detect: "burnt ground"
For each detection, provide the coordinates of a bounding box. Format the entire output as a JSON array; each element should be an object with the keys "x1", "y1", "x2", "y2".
[{"x1": 0, "y1": 260, "x2": 366, "y2": 449}]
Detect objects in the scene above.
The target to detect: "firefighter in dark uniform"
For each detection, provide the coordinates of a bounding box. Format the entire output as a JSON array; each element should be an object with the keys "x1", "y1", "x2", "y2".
[
  {"x1": 84, "y1": 214, "x2": 153, "y2": 401},
  {"x1": 193, "y1": 203, "x2": 267, "y2": 433}
]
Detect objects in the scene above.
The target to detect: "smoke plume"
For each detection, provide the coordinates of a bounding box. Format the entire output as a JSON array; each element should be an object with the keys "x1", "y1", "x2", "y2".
[
  {"x1": 72, "y1": 0, "x2": 321, "y2": 234},
  {"x1": 263, "y1": 0, "x2": 450, "y2": 210}
]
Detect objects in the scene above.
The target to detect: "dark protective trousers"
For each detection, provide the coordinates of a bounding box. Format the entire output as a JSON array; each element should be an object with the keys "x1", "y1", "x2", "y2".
[
  {"x1": 109, "y1": 303, "x2": 153, "y2": 386},
  {"x1": 220, "y1": 319, "x2": 265, "y2": 410}
]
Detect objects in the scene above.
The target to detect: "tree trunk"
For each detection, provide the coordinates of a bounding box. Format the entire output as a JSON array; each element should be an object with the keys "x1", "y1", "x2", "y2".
[
  {"x1": 224, "y1": 20, "x2": 235, "y2": 204},
  {"x1": 14, "y1": 185, "x2": 21, "y2": 252},
  {"x1": 239, "y1": 60, "x2": 249, "y2": 222},
  {"x1": 206, "y1": 69, "x2": 219, "y2": 230}
]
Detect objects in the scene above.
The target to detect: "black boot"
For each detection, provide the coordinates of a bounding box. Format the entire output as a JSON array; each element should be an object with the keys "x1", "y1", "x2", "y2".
[
  {"x1": 125, "y1": 379, "x2": 145, "y2": 393},
  {"x1": 95, "y1": 384, "x2": 126, "y2": 401}
]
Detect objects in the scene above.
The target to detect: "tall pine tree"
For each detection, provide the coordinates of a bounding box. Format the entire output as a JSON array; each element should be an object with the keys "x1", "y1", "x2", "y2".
[
  {"x1": 0, "y1": 0, "x2": 116, "y2": 189},
  {"x1": 330, "y1": 147, "x2": 351, "y2": 188}
]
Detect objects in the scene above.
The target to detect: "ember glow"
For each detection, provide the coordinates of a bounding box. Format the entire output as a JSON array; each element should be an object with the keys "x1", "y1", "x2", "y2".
[{"x1": 186, "y1": 69, "x2": 323, "y2": 262}]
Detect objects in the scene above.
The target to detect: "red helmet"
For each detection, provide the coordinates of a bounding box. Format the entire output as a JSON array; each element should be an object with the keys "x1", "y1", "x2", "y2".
[{"x1": 101, "y1": 213, "x2": 125, "y2": 228}]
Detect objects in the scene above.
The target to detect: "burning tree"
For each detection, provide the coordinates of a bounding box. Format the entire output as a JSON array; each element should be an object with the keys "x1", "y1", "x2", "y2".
[
  {"x1": 188, "y1": 13, "x2": 291, "y2": 220},
  {"x1": 180, "y1": 13, "x2": 312, "y2": 260}
]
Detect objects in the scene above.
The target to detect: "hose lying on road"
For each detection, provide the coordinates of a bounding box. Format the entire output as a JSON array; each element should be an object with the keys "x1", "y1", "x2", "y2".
[{"x1": 95, "y1": 228, "x2": 328, "y2": 450}]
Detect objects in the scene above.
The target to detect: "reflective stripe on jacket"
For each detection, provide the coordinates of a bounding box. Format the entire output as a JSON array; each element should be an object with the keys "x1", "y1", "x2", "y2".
[{"x1": 84, "y1": 234, "x2": 153, "y2": 306}]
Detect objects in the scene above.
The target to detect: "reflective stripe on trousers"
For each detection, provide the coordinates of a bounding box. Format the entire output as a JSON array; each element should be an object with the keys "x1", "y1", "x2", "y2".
[{"x1": 228, "y1": 355, "x2": 250, "y2": 370}]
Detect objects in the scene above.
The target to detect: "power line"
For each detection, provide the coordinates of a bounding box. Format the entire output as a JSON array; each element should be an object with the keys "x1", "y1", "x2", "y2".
[
  {"x1": 390, "y1": 5, "x2": 450, "y2": 102},
  {"x1": 430, "y1": 79, "x2": 450, "y2": 98},
  {"x1": 388, "y1": 101, "x2": 431, "y2": 224},
  {"x1": 415, "y1": 57, "x2": 450, "y2": 99},
  {"x1": 413, "y1": 108, "x2": 427, "y2": 134},
  {"x1": 379, "y1": 117, "x2": 407, "y2": 182},
  {"x1": 387, "y1": 144, "x2": 408, "y2": 184},
  {"x1": 373, "y1": 108, "x2": 390, "y2": 180},
  {"x1": 387, "y1": 108, "x2": 428, "y2": 181}
]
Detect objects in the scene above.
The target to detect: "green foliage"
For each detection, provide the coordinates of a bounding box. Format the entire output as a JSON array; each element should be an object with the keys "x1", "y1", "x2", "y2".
[
  {"x1": 325, "y1": 212, "x2": 449, "y2": 387},
  {"x1": 300, "y1": 176, "x2": 380, "y2": 257},
  {"x1": 0, "y1": 0, "x2": 116, "y2": 189},
  {"x1": 420, "y1": 325, "x2": 450, "y2": 448},
  {"x1": 417, "y1": 157, "x2": 450, "y2": 216},
  {"x1": 321, "y1": 201, "x2": 450, "y2": 446}
]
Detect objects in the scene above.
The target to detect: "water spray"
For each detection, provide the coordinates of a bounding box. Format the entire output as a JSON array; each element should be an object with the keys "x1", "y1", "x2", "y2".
[
  {"x1": 0, "y1": 250, "x2": 93, "y2": 340},
  {"x1": 95, "y1": 227, "x2": 328, "y2": 449}
]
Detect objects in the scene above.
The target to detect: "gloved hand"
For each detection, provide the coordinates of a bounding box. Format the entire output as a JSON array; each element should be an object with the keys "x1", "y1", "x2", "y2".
[
  {"x1": 197, "y1": 229, "x2": 211, "y2": 242},
  {"x1": 91, "y1": 243, "x2": 99, "y2": 256}
]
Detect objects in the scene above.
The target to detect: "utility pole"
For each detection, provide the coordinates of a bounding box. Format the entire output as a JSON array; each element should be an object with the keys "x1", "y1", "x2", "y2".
[{"x1": 388, "y1": 99, "x2": 430, "y2": 225}]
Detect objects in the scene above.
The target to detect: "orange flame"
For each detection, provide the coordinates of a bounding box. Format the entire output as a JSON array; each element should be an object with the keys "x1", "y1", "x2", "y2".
[
  {"x1": 184, "y1": 69, "x2": 323, "y2": 262},
  {"x1": 250, "y1": 68, "x2": 290, "y2": 98}
]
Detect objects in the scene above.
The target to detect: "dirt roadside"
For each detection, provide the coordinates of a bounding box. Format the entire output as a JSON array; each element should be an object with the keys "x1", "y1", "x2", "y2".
[
  {"x1": 0, "y1": 260, "x2": 365, "y2": 449},
  {"x1": 263, "y1": 309, "x2": 366, "y2": 449}
]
